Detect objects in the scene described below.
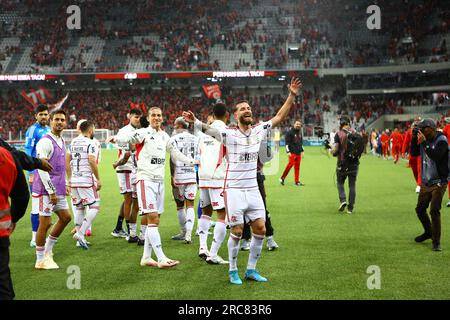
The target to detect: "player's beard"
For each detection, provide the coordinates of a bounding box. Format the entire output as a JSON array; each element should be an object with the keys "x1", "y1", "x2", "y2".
[{"x1": 239, "y1": 115, "x2": 252, "y2": 126}]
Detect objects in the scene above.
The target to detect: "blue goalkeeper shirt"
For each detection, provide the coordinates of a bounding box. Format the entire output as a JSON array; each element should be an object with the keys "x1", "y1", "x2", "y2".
[{"x1": 24, "y1": 122, "x2": 50, "y2": 165}]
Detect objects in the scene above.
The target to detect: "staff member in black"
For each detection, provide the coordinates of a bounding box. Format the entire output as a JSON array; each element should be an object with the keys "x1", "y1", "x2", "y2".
[
  {"x1": 0, "y1": 138, "x2": 52, "y2": 300},
  {"x1": 410, "y1": 119, "x2": 448, "y2": 251},
  {"x1": 280, "y1": 120, "x2": 304, "y2": 186},
  {"x1": 331, "y1": 116, "x2": 359, "y2": 214}
]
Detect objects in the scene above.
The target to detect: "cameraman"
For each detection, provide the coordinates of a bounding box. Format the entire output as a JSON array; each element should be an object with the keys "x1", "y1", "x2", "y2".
[
  {"x1": 331, "y1": 116, "x2": 359, "y2": 214},
  {"x1": 411, "y1": 119, "x2": 448, "y2": 251}
]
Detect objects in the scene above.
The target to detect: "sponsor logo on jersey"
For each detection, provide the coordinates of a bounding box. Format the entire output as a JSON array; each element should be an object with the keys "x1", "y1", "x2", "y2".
[
  {"x1": 239, "y1": 152, "x2": 258, "y2": 162},
  {"x1": 150, "y1": 157, "x2": 165, "y2": 164}
]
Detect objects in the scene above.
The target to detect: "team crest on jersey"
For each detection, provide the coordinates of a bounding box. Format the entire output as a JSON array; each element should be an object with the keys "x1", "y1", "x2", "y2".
[
  {"x1": 230, "y1": 216, "x2": 237, "y2": 222},
  {"x1": 212, "y1": 202, "x2": 219, "y2": 207}
]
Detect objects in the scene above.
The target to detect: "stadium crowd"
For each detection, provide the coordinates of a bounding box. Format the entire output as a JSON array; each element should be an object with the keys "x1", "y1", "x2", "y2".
[{"x1": 0, "y1": 0, "x2": 448, "y2": 73}]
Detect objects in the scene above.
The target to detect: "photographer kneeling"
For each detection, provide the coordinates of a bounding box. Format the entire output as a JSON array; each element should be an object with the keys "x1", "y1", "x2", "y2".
[
  {"x1": 411, "y1": 119, "x2": 448, "y2": 251},
  {"x1": 330, "y1": 116, "x2": 364, "y2": 214}
]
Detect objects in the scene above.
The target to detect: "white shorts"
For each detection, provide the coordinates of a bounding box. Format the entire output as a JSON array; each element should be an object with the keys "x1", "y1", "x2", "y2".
[
  {"x1": 173, "y1": 183, "x2": 197, "y2": 202},
  {"x1": 136, "y1": 180, "x2": 164, "y2": 215},
  {"x1": 71, "y1": 186, "x2": 100, "y2": 207},
  {"x1": 200, "y1": 188, "x2": 225, "y2": 210},
  {"x1": 223, "y1": 188, "x2": 265, "y2": 226},
  {"x1": 117, "y1": 172, "x2": 137, "y2": 198},
  {"x1": 32, "y1": 194, "x2": 69, "y2": 217}
]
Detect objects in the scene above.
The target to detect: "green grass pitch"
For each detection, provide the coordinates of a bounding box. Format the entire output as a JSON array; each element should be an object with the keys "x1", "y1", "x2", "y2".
[{"x1": 8, "y1": 147, "x2": 450, "y2": 299}]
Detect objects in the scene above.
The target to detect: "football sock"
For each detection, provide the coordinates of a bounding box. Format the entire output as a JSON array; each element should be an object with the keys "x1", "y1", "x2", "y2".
[
  {"x1": 185, "y1": 207, "x2": 195, "y2": 237},
  {"x1": 198, "y1": 215, "x2": 211, "y2": 249},
  {"x1": 147, "y1": 224, "x2": 165, "y2": 261},
  {"x1": 247, "y1": 234, "x2": 264, "y2": 270},
  {"x1": 228, "y1": 233, "x2": 241, "y2": 271},
  {"x1": 177, "y1": 207, "x2": 186, "y2": 235},
  {"x1": 44, "y1": 235, "x2": 58, "y2": 255},
  {"x1": 209, "y1": 220, "x2": 227, "y2": 258}
]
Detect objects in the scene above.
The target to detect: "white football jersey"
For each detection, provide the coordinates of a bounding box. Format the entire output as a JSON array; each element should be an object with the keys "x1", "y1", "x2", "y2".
[
  {"x1": 169, "y1": 130, "x2": 199, "y2": 185},
  {"x1": 69, "y1": 135, "x2": 97, "y2": 187},
  {"x1": 115, "y1": 127, "x2": 195, "y2": 182},
  {"x1": 195, "y1": 119, "x2": 272, "y2": 190},
  {"x1": 115, "y1": 124, "x2": 137, "y2": 172},
  {"x1": 197, "y1": 120, "x2": 227, "y2": 188}
]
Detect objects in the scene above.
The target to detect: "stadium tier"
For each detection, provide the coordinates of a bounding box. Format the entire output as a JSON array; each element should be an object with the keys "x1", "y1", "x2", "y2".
[
  {"x1": 0, "y1": 0, "x2": 449, "y2": 74},
  {"x1": 2, "y1": 0, "x2": 450, "y2": 304}
]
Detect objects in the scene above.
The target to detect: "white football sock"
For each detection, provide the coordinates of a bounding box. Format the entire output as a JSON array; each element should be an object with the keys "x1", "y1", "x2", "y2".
[
  {"x1": 74, "y1": 206, "x2": 85, "y2": 232},
  {"x1": 140, "y1": 225, "x2": 147, "y2": 240},
  {"x1": 177, "y1": 207, "x2": 186, "y2": 235},
  {"x1": 129, "y1": 223, "x2": 137, "y2": 237},
  {"x1": 209, "y1": 220, "x2": 227, "y2": 258},
  {"x1": 147, "y1": 224, "x2": 165, "y2": 261},
  {"x1": 142, "y1": 227, "x2": 152, "y2": 259},
  {"x1": 185, "y1": 207, "x2": 195, "y2": 237},
  {"x1": 228, "y1": 233, "x2": 241, "y2": 271},
  {"x1": 79, "y1": 205, "x2": 98, "y2": 235},
  {"x1": 247, "y1": 234, "x2": 264, "y2": 270},
  {"x1": 36, "y1": 246, "x2": 45, "y2": 262},
  {"x1": 31, "y1": 231, "x2": 36, "y2": 242},
  {"x1": 44, "y1": 235, "x2": 58, "y2": 255},
  {"x1": 198, "y1": 215, "x2": 211, "y2": 249}
]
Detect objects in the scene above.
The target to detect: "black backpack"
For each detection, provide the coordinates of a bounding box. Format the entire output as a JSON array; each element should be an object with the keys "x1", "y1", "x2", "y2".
[{"x1": 344, "y1": 131, "x2": 365, "y2": 161}]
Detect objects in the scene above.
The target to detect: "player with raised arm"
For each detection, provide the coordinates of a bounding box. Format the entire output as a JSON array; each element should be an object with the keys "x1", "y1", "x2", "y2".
[
  {"x1": 169, "y1": 117, "x2": 200, "y2": 245},
  {"x1": 183, "y1": 78, "x2": 302, "y2": 284},
  {"x1": 108, "y1": 107, "x2": 198, "y2": 268},
  {"x1": 25, "y1": 104, "x2": 50, "y2": 247},
  {"x1": 66, "y1": 120, "x2": 101, "y2": 249}
]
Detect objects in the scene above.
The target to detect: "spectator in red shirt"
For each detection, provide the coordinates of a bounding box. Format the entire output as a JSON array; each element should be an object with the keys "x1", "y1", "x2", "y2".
[
  {"x1": 380, "y1": 129, "x2": 391, "y2": 160},
  {"x1": 390, "y1": 128, "x2": 404, "y2": 164}
]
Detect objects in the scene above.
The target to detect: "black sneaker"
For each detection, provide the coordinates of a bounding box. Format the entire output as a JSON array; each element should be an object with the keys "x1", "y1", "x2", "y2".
[
  {"x1": 137, "y1": 238, "x2": 145, "y2": 246},
  {"x1": 432, "y1": 243, "x2": 442, "y2": 251},
  {"x1": 127, "y1": 235, "x2": 139, "y2": 243},
  {"x1": 338, "y1": 202, "x2": 347, "y2": 212},
  {"x1": 279, "y1": 178, "x2": 285, "y2": 186},
  {"x1": 414, "y1": 233, "x2": 432, "y2": 243}
]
